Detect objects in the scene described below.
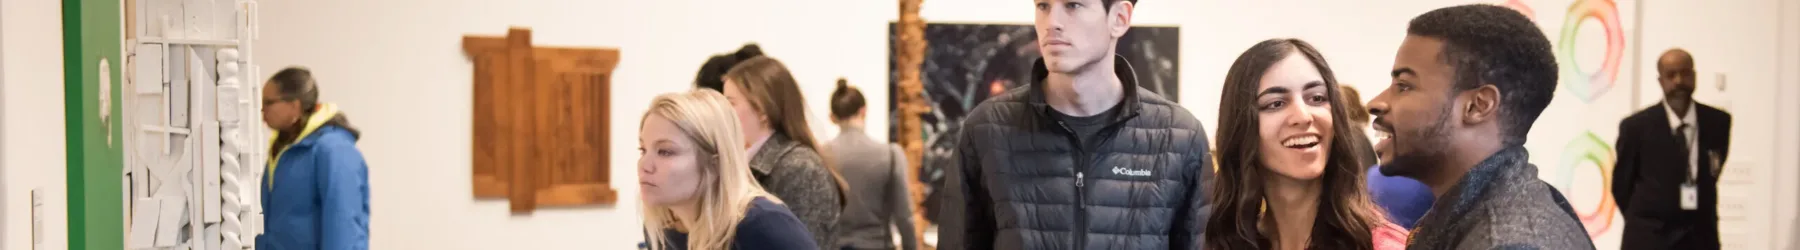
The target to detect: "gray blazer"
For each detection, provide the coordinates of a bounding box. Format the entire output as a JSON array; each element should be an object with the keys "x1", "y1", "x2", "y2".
[
  {"x1": 750, "y1": 132, "x2": 844, "y2": 250},
  {"x1": 826, "y1": 127, "x2": 918, "y2": 250}
]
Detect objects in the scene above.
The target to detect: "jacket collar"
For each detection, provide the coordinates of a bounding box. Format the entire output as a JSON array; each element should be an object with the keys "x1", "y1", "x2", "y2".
[
  {"x1": 269, "y1": 103, "x2": 341, "y2": 161},
  {"x1": 748, "y1": 132, "x2": 797, "y2": 176},
  {"x1": 1662, "y1": 100, "x2": 1698, "y2": 130},
  {"x1": 266, "y1": 103, "x2": 341, "y2": 187},
  {"x1": 1027, "y1": 54, "x2": 1143, "y2": 123},
  {"x1": 1418, "y1": 145, "x2": 1533, "y2": 227}
]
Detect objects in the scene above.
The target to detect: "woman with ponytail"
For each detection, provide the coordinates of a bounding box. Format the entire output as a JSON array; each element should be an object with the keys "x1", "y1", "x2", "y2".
[
  {"x1": 258, "y1": 66, "x2": 370, "y2": 249},
  {"x1": 826, "y1": 78, "x2": 919, "y2": 250}
]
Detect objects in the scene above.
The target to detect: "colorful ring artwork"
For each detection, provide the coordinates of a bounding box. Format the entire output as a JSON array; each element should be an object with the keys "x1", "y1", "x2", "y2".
[
  {"x1": 1503, "y1": 0, "x2": 1536, "y2": 20},
  {"x1": 1557, "y1": 0, "x2": 1626, "y2": 103},
  {"x1": 1554, "y1": 131, "x2": 1618, "y2": 237}
]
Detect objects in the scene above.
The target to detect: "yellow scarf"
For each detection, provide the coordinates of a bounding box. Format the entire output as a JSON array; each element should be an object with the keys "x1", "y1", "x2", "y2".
[{"x1": 267, "y1": 103, "x2": 340, "y2": 188}]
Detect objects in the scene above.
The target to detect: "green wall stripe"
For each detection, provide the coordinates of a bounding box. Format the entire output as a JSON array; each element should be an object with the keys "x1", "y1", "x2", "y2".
[{"x1": 64, "y1": 0, "x2": 124, "y2": 249}]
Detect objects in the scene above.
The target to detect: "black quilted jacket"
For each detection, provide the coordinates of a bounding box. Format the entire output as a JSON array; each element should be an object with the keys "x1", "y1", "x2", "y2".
[{"x1": 940, "y1": 56, "x2": 1213, "y2": 250}]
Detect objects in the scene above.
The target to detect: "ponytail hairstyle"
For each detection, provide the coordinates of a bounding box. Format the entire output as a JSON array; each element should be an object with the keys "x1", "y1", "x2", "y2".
[
  {"x1": 828, "y1": 78, "x2": 866, "y2": 122},
  {"x1": 266, "y1": 67, "x2": 360, "y2": 158},
  {"x1": 268, "y1": 67, "x2": 322, "y2": 113}
]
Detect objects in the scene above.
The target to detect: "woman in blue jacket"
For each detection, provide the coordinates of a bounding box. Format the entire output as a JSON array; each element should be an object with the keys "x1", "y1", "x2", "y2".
[{"x1": 258, "y1": 67, "x2": 370, "y2": 250}]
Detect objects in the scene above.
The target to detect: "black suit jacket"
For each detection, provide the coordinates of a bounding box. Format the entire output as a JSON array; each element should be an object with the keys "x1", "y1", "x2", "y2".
[{"x1": 1612, "y1": 102, "x2": 1731, "y2": 250}]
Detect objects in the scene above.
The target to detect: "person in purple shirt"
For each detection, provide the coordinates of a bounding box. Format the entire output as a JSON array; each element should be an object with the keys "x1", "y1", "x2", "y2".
[{"x1": 1366, "y1": 165, "x2": 1435, "y2": 229}]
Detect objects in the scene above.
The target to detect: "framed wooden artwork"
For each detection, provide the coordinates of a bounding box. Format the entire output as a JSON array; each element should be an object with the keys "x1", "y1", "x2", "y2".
[{"x1": 464, "y1": 28, "x2": 619, "y2": 214}]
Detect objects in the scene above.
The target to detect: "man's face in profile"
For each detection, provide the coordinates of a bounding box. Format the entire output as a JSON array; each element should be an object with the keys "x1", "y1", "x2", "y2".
[{"x1": 1370, "y1": 36, "x2": 1460, "y2": 178}]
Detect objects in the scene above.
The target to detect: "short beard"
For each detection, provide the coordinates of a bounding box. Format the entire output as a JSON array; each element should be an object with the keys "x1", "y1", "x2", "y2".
[
  {"x1": 1664, "y1": 90, "x2": 1692, "y2": 108},
  {"x1": 1378, "y1": 103, "x2": 1456, "y2": 180}
]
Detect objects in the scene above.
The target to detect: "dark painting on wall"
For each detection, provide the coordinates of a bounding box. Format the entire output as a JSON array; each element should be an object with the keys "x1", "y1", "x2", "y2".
[{"x1": 887, "y1": 23, "x2": 1178, "y2": 223}]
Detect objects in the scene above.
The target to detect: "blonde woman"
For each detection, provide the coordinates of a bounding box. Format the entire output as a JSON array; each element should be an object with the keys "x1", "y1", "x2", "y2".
[{"x1": 639, "y1": 90, "x2": 817, "y2": 250}]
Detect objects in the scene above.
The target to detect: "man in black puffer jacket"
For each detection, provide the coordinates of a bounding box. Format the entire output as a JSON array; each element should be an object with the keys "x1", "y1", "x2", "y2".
[{"x1": 939, "y1": 1, "x2": 1212, "y2": 249}]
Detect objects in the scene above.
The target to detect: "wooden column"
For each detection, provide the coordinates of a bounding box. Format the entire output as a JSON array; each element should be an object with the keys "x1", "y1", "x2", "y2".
[{"x1": 896, "y1": 0, "x2": 932, "y2": 248}]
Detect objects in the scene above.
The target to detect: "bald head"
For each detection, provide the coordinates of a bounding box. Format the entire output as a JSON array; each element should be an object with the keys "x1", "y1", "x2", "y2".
[
  {"x1": 1658, "y1": 49, "x2": 1694, "y2": 71},
  {"x1": 1657, "y1": 48, "x2": 1697, "y2": 112}
]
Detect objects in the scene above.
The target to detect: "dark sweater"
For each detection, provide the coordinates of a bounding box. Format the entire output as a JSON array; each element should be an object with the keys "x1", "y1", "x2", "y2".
[{"x1": 660, "y1": 197, "x2": 819, "y2": 250}]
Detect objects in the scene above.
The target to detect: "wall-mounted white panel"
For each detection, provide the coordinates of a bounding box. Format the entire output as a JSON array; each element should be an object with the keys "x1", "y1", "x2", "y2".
[
  {"x1": 153, "y1": 197, "x2": 183, "y2": 247},
  {"x1": 201, "y1": 122, "x2": 219, "y2": 222},
  {"x1": 183, "y1": 0, "x2": 214, "y2": 39},
  {"x1": 135, "y1": 44, "x2": 164, "y2": 94},
  {"x1": 167, "y1": 46, "x2": 188, "y2": 128},
  {"x1": 128, "y1": 198, "x2": 160, "y2": 248}
]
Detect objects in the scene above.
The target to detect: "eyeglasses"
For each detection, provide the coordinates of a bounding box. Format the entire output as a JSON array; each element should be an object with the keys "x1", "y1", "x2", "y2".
[{"x1": 263, "y1": 97, "x2": 295, "y2": 107}]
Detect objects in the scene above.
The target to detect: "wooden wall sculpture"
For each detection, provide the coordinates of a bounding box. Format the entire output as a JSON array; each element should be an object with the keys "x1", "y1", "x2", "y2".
[
  {"x1": 463, "y1": 28, "x2": 619, "y2": 214},
  {"x1": 896, "y1": 0, "x2": 933, "y2": 248}
]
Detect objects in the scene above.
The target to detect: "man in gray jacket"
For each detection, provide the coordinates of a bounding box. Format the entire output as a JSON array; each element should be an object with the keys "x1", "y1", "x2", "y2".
[
  {"x1": 1365, "y1": 4, "x2": 1594, "y2": 250},
  {"x1": 940, "y1": 0, "x2": 1213, "y2": 249}
]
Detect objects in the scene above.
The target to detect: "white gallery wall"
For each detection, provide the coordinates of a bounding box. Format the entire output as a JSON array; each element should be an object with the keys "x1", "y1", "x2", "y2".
[
  {"x1": 253, "y1": 0, "x2": 894, "y2": 249},
  {"x1": 1, "y1": 0, "x2": 68, "y2": 249},
  {"x1": 1776, "y1": 0, "x2": 1800, "y2": 248},
  {"x1": 249, "y1": 0, "x2": 1797, "y2": 249}
]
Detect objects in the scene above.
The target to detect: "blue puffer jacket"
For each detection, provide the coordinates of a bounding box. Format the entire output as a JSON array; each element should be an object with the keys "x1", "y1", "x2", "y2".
[{"x1": 258, "y1": 104, "x2": 370, "y2": 250}]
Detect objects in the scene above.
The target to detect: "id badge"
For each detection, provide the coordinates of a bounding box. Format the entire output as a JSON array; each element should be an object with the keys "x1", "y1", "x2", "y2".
[{"x1": 1680, "y1": 183, "x2": 1699, "y2": 210}]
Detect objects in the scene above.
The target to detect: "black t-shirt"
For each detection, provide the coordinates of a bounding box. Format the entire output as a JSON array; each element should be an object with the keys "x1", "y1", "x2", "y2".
[{"x1": 1050, "y1": 102, "x2": 1124, "y2": 151}]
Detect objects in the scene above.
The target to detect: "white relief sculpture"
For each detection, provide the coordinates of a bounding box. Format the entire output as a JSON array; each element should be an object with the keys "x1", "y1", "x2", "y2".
[{"x1": 125, "y1": 1, "x2": 259, "y2": 249}]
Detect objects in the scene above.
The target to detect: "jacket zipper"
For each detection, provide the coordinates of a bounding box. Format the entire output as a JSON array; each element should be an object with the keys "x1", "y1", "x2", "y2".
[
  {"x1": 1054, "y1": 111, "x2": 1138, "y2": 249},
  {"x1": 1056, "y1": 121, "x2": 1088, "y2": 250}
]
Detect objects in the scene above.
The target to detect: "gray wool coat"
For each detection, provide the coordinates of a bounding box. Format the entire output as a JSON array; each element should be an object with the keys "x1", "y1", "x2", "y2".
[
  {"x1": 1405, "y1": 146, "x2": 1597, "y2": 250},
  {"x1": 750, "y1": 132, "x2": 845, "y2": 250}
]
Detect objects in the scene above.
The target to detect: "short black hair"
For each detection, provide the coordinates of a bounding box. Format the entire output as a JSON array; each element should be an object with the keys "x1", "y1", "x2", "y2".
[
  {"x1": 1407, "y1": 4, "x2": 1557, "y2": 145},
  {"x1": 693, "y1": 44, "x2": 763, "y2": 91},
  {"x1": 1102, "y1": 0, "x2": 1138, "y2": 11}
]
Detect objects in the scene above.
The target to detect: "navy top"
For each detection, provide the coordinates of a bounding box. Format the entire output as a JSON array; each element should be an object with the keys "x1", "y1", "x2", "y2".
[
  {"x1": 1367, "y1": 165, "x2": 1435, "y2": 229},
  {"x1": 660, "y1": 197, "x2": 818, "y2": 250}
]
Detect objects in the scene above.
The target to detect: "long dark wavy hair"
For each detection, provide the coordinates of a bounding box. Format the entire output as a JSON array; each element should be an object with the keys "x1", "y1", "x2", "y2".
[{"x1": 1205, "y1": 39, "x2": 1385, "y2": 250}]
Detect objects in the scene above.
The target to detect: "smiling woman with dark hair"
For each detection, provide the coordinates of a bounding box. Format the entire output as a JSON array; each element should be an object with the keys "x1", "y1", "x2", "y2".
[{"x1": 1205, "y1": 39, "x2": 1405, "y2": 250}]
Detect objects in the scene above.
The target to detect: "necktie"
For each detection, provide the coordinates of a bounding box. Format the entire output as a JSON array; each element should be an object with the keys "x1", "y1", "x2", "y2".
[{"x1": 1676, "y1": 123, "x2": 1693, "y2": 183}]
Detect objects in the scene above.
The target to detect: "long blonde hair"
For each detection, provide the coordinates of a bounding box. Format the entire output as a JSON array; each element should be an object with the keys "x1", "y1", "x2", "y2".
[{"x1": 640, "y1": 89, "x2": 778, "y2": 250}]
